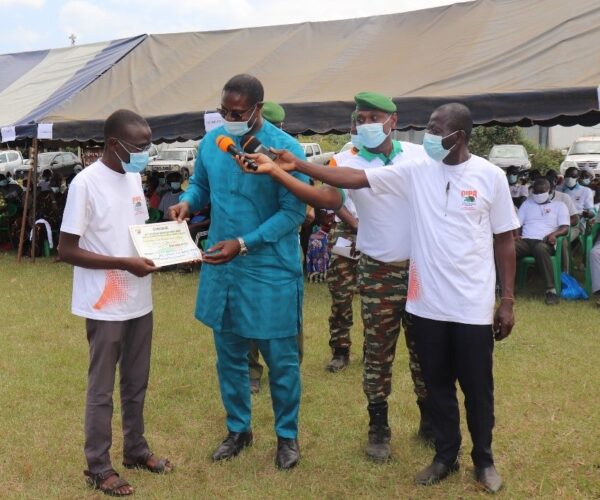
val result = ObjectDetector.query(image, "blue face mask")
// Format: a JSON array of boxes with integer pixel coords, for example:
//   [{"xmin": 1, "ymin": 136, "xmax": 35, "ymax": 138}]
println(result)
[
  {"xmin": 423, "ymin": 131, "xmax": 458, "ymax": 162},
  {"xmin": 581, "ymin": 178, "xmax": 591, "ymax": 186},
  {"xmin": 356, "ymin": 116, "xmax": 392, "ymax": 149},
  {"xmin": 223, "ymin": 105, "xmax": 258, "ymax": 137},
  {"xmin": 507, "ymin": 174, "xmax": 518, "ymax": 184},
  {"xmin": 350, "ymin": 133, "xmax": 363, "ymax": 149},
  {"xmin": 0, "ymin": 180, "xmax": 7, "ymax": 187},
  {"xmin": 170, "ymin": 181, "xmax": 181, "ymax": 191},
  {"xmin": 115, "ymin": 140, "xmax": 149, "ymax": 173}
]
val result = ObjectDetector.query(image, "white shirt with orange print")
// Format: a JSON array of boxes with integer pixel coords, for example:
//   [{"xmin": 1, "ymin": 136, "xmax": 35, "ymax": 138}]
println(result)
[
  {"xmin": 366, "ymin": 154, "xmax": 519, "ymax": 325},
  {"xmin": 61, "ymin": 160, "xmax": 152, "ymax": 321}
]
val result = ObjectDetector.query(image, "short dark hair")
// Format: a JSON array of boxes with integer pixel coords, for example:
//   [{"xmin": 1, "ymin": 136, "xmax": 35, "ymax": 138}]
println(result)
[
  {"xmin": 533, "ymin": 177, "xmax": 550, "ymax": 191},
  {"xmin": 166, "ymin": 171, "xmax": 182, "ymax": 181},
  {"xmin": 565, "ymin": 166, "xmax": 579, "ymax": 177},
  {"xmin": 222, "ymin": 74, "xmax": 264, "ymax": 106},
  {"xmin": 104, "ymin": 109, "xmax": 149, "ymax": 140},
  {"xmin": 435, "ymin": 103, "xmax": 473, "ymax": 140}
]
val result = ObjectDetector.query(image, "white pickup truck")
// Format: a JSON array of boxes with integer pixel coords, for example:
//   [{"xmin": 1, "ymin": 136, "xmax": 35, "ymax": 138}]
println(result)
[
  {"xmin": 147, "ymin": 147, "xmax": 197, "ymax": 180},
  {"xmin": 300, "ymin": 143, "xmax": 334, "ymax": 165}
]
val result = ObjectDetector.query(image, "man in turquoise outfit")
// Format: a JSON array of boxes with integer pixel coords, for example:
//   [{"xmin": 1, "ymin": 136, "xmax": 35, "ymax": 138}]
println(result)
[{"xmin": 168, "ymin": 74, "xmax": 308, "ymax": 470}]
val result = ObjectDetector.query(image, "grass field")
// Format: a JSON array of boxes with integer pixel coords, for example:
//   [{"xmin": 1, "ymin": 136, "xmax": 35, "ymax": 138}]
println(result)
[{"xmin": 0, "ymin": 253, "xmax": 599, "ymax": 499}]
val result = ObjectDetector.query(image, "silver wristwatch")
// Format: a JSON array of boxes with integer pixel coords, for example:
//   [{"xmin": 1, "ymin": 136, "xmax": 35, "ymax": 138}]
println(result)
[{"xmin": 237, "ymin": 237, "xmax": 248, "ymax": 256}]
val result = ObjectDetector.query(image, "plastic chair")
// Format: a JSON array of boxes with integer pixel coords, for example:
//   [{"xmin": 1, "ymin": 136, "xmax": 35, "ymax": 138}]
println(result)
[
  {"xmin": 517, "ymin": 235, "xmax": 567, "ymax": 294},
  {"xmin": 584, "ymin": 223, "xmax": 600, "ymax": 295},
  {"xmin": 146, "ymin": 208, "xmax": 162, "ymax": 223}
]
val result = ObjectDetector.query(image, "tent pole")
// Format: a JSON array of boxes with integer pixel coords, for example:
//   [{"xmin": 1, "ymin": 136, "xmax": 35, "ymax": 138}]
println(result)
[
  {"xmin": 30, "ymin": 138, "xmax": 39, "ymax": 262},
  {"xmin": 16, "ymin": 139, "xmax": 37, "ymax": 263}
]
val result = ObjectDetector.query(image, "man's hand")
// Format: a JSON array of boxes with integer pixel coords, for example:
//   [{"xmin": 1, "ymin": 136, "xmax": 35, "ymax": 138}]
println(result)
[
  {"xmin": 234, "ymin": 153, "xmax": 276, "ymax": 174},
  {"xmin": 493, "ymin": 300, "xmax": 514, "ymax": 341},
  {"xmin": 202, "ymin": 239, "xmax": 241, "ymax": 264},
  {"xmin": 122, "ymin": 257, "xmax": 158, "ymax": 277},
  {"xmin": 544, "ymin": 233, "xmax": 557, "ymax": 245},
  {"xmin": 272, "ymin": 149, "xmax": 300, "ymax": 172},
  {"xmin": 168, "ymin": 201, "xmax": 190, "ymax": 222}
]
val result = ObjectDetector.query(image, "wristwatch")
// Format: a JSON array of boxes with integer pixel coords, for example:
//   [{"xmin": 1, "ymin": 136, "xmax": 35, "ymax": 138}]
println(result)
[{"xmin": 237, "ymin": 237, "xmax": 248, "ymax": 256}]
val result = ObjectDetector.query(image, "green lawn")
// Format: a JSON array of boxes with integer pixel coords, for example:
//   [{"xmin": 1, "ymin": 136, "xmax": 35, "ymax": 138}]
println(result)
[{"xmin": 0, "ymin": 254, "xmax": 599, "ymax": 499}]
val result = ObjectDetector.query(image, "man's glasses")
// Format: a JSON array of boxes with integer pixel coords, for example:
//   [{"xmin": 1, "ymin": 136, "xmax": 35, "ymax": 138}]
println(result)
[{"xmin": 216, "ymin": 104, "xmax": 257, "ymax": 121}]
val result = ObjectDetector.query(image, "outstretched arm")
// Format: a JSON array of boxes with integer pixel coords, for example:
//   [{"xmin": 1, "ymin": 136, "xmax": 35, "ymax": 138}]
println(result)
[{"xmin": 242, "ymin": 151, "xmax": 370, "ymax": 190}]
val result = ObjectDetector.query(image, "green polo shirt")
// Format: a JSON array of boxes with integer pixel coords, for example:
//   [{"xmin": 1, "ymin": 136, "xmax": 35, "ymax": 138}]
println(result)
[{"xmin": 358, "ymin": 140, "xmax": 403, "ymax": 166}]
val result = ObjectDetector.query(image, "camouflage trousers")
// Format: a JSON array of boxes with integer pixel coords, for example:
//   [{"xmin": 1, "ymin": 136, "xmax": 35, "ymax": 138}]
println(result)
[
  {"xmin": 326, "ymin": 224, "xmax": 358, "ymax": 351},
  {"xmin": 358, "ymin": 254, "xmax": 427, "ymax": 405}
]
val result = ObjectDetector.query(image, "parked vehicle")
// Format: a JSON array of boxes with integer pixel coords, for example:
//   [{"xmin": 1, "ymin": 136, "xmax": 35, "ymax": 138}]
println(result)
[
  {"xmin": 0, "ymin": 150, "xmax": 24, "ymax": 176},
  {"xmin": 560, "ymin": 136, "xmax": 600, "ymax": 176},
  {"xmin": 300, "ymin": 143, "xmax": 334, "ymax": 165},
  {"xmin": 146, "ymin": 147, "xmax": 197, "ymax": 179},
  {"xmin": 487, "ymin": 144, "xmax": 531, "ymax": 170},
  {"xmin": 14, "ymin": 151, "xmax": 82, "ymax": 179}
]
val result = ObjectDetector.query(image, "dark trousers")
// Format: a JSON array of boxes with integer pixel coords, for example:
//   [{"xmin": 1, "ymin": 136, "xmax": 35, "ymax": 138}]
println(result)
[
  {"xmin": 84, "ymin": 312, "xmax": 153, "ymax": 474},
  {"xmin": 409, "ymin": 313, "xmax": 495, "ymax": 468},
  {"xmin": 515, "ymin": 238, "xmax": 556, "ymax": 289}
]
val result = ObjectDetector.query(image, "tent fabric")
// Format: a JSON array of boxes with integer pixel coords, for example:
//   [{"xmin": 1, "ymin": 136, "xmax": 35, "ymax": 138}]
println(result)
[{"xmin": 1, "ymin": 0, "xmax": 600, "ymax": 141}]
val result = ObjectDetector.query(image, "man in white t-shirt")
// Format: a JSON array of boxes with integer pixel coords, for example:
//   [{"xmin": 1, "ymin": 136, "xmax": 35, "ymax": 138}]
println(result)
[
  {"xmin": 59, "ymin": 110, "xmax": 172, "ymax": 497},
  {"xmin": 516, "ymin": 177, "xmax": 570, "ymax": 305},
  {"xmin": 244, "ymin": 103, "xmax": 519, "ymax": 493}
]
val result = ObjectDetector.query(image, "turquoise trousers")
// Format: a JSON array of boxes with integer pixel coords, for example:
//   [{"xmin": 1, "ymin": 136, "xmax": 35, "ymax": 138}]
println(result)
[{"xmin": 213, "ymin": 330, "xmax": 301, "ymax": 439}]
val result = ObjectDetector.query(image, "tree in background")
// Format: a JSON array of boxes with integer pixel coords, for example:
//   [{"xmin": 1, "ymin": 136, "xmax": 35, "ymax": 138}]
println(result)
[{"xmin": 469, "ymin": 125, "xmax": 564, "ymax": 172}]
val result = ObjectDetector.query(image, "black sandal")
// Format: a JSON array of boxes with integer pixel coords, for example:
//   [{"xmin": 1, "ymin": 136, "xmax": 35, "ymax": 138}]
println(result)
[
  {"xmin": 123, "ymin": 452, "xmax": 174, "ymax": 474},
  {"xmin": 84, "ymin": 469, "xmax": 134, "ymax": 497}
]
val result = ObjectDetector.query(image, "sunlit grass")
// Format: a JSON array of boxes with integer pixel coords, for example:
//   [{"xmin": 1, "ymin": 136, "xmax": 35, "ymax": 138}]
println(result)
[{"xmin": 0, "ymin": 254, "xmax": 599, "ymax": 498}]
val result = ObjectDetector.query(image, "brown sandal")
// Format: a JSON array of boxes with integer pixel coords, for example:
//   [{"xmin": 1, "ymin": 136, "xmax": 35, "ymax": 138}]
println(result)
[
  {"xmin": 123, "ymin": 452, "xmax": 174, "ymax": 474},
  {"xmin": 84, "ymin": 469, "xmax": 134, "ymax": 497}
]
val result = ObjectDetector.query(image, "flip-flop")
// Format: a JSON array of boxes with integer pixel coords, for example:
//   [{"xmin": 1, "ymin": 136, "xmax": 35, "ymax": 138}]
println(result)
[{"xmin": 123, "ymin": 453, "xmax": 174, "ymax": 474}]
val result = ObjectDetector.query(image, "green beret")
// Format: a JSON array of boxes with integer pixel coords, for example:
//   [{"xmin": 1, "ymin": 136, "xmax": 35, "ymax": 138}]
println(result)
[
  {"xmin": 262, "ymin": 101, "xmax": 285, "ymax": 124},
  {"xmin": 354, "ymin": 92, "xmax": 396, "ymax": 113}
]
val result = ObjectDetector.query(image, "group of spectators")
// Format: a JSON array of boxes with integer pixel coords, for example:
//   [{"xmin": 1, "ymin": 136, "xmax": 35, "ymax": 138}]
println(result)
[
  {"xmin": 507, "ymin": 164, "xmax": 599, "ymax": 305},
  {"xmin": 0, "ymin": 167, "xmax": 74, "ymax": 255}
]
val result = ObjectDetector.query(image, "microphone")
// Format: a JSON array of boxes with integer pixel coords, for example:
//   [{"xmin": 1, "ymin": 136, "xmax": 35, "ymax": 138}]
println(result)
[
  {"xmin": 241, "ymin": 135, "xmax": 278, "ymax": 160},
  {"xmin": 216, "ymin": 135, "xmax": 257, "ymax": 171}
]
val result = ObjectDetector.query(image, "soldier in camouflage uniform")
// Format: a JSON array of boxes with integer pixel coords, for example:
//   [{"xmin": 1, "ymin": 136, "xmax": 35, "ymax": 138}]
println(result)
[
  {"xmin": 325, "ymin": 207, "xmax": 359, "ymax": 371},
  {"xmin": 323, "ymin": 95, "xmax": 433, "ymax": 461}
]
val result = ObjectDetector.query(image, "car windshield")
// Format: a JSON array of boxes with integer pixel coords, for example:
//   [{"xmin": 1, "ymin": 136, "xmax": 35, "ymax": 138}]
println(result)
[
  {"xmin": 490, "ymin": 146, "xmax": 526, "ymax": 159},
  {"xmin": 37, "ymin": 153, "xmax": 58, "ymax": 165},
  {"xmin": 158, "ymin": 151, "xmax": 187, "ymax": 161},
  {"xmin": 569, "ymin": 141, "xmax": 600, "ymax": 155}
]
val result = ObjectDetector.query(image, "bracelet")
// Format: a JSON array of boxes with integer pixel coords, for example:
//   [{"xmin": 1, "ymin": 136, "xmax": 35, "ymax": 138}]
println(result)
[{"xmin": 500, "ymin": 296, "xmax": 515, "ymax": 302}]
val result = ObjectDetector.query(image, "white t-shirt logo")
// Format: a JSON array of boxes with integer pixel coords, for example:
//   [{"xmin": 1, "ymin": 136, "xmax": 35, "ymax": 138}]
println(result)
[
  {"xmin": 133, "ymin": 195, "xmax": 145, "ymax": 216},
  {"xmin": 461, "ymin": 189, "xmax": 478, "ymax": 210}
]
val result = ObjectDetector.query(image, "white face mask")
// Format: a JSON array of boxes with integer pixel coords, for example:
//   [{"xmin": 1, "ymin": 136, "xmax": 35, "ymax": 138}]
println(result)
[
  {"xmin": 565, "ymin": 177, "xmax": 577, "ymax": 188},
  {"xmin": 533, "ymin": 192, "xmax": 549, "ymax": 204}
]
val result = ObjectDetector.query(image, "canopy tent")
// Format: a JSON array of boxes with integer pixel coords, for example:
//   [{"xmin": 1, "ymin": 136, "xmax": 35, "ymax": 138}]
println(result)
[{"xmin": 1, "ymin": 0, "xmax": 599, "ymax": 142}]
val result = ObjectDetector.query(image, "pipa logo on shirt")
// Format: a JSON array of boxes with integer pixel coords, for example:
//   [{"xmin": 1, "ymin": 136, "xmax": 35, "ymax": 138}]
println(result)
[
  {"xmin": 132, "ymin": 196, "xmax": 145, "ymax": 216},
  {"xmin": 460, "ymin": 189, "xmax": 478, "ymax": 210}
]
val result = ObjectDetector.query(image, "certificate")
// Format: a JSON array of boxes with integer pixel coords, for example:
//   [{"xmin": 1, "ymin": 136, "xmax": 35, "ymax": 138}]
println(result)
[
  {"xmin": 129, "ymin": 221, "xmax": 202, "ymax": 267},
  {"xmin": 331, "ymin": 236, "xmax": 360, "ymax": 260}
]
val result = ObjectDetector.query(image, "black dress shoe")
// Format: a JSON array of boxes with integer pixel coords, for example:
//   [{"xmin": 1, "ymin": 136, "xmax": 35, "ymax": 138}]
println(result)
[
  {"xmin": 475, "ymin": 465, "xmax": 503, "ymax": 493},
  {"xmin": 415, "ymin": 460, "xmax": 460, "ymax": 485},
  {"xmin": 275, "ymin": 437, "xmax": 300, "ymax": 470},
  {"xmin": 211, "ymin": 431, "xmax": 253, "ymax": 461}
]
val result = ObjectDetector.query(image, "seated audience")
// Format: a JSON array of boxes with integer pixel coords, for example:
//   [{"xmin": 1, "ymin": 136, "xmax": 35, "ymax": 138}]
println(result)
[
  {"xmin": 516, "ymin": 178, "xmax": 569, "ymax": 305},
  {"xmin": 588, "ymin": 212, "xmax": 600, "ymax": 307}
]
